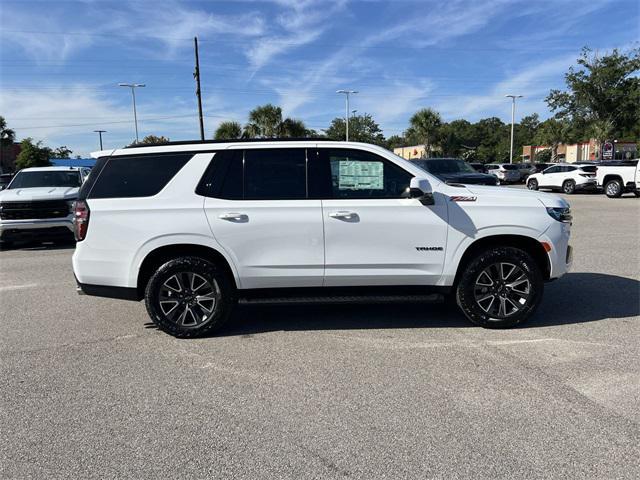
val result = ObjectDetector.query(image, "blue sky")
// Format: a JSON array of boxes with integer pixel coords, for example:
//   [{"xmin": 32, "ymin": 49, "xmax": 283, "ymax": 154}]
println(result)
[{"xmin": 0, "ymin": 0, "xmax": 638, "ymax": 156}]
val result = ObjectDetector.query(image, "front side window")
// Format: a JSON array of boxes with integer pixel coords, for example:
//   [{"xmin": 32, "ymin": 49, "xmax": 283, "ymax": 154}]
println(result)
[
  {"xmin": 9, "ymin": 170, "xmax": 81, "ymax": 189},
  {"xmin": 321, "ymin": 149, "xmax": 411, "ymax": 199}
]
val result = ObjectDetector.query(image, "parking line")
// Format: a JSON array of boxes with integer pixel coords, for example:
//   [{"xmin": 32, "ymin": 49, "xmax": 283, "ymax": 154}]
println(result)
[{"xmin": 0, "ymin": 283, "xmax": 40, "ymax": 292}]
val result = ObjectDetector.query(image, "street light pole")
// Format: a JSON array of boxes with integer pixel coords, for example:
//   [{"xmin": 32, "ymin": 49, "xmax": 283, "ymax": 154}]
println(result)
[
  {"xmin": 505, "ymin": 94, "xmax": 523, "ymax": 164},
  {"xmin": 119, "ymin": 83, "xmax": 146, "ymax": 143},
  {"xmin": 93, "ymin": 130, "xmax": 106, "ymax": 150},
  {"xmin": 336, "ymin": 90, "xmax": 358, "ymax": 141}
]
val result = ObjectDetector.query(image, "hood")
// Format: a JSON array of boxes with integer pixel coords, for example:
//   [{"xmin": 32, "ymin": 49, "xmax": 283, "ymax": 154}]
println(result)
[
  {"xmin": 438, "ymin": 172, "xmax": 497, "ymax": 185},
  {"xmin": 461, "ymin": 184, "xmax": 569, "ymax": 208},
  {"xmin": 0, "ymin": 186, "xmax": 79, "ymax": 202}
]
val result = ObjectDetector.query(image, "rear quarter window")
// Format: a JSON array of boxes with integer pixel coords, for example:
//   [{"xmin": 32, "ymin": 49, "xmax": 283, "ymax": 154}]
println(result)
[{"xmin": 87, "ymin": 153, "xmax": 193, "ymax": 199}]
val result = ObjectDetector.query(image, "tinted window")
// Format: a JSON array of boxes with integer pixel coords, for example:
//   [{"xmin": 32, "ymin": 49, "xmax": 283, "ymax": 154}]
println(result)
[
  {"xmin": 580, "ymin": 166, "xmax": 597, "ymax": 173},
  {"xmin": 244, "ymin": 149, "xmax": 306, "ymax": 200},
  {"xmin": 502, "ymin": 164, "xmax": 519, "ymax": 170},
  {"xmin": 320, "ymin": 148, "xmax": 411, "ymax": 199},
  {"xmin": 545, "ymin": 166, "xmax": 560, "ymax": 174},
  {"xmin": 413, "ymin": 159, "xmax": 476, "ymax": 174},
  {"xmin": 88, "ymin": 154, "xmax": 192, "ymax": 199},
  {"xmin": 9, "ymin": 170, "xmax": 81, "ymax": 189}
]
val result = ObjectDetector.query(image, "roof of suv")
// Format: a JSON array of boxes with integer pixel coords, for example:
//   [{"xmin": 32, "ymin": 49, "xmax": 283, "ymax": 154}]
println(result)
[
  {"xmin": 92, "ymin": 139, "xmax": 393, "ymax": 159},
  {"xmin": 19, "ymin": 166, "xmax": 85, "ymax": 172}
]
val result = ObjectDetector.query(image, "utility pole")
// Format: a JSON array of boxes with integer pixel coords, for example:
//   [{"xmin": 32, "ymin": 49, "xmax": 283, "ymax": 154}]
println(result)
[
  {"xmin": 194, "ymin": 37, "xmax": 205, "ymax": 141},
  {"xmin": 93, "ymin": 130, "xmax": 106, "ymax": 150},
  {"xmin": 505, "ymin": 94, "xmax": 523, "ymax": 163},
  {"xmin": 118, "ymin": 83, "xmax": 145, "ymax": 143},
  {"xmin": 336, "ymin": 90, "xmax": 358, "ymax": 141}
]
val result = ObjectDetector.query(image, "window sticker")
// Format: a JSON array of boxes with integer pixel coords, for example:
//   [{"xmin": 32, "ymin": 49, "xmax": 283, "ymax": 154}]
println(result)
[{"xmin": 337, "ymin": 160, "xmax": 383, "ymax": 190}]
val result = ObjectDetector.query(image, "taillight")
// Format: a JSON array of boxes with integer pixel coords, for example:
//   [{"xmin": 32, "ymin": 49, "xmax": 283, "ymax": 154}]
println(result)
[{"xmin": 74, "ymin": 200, "xmax": 90, "ymax": 241}]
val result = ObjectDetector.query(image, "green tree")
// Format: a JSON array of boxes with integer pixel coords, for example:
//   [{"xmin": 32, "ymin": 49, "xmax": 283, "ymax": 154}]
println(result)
[
  {"xmin": 385, "ymin": 135, "xmax": 406, "ymax": 150},
  {"xmin": 15, "ymin": 138, "xmax": 52, "ymax": 169},
  {"xmin": 139, "ymin": 135, "xmax": 170, "ymax": 145},
  {"xmin": 534, "ymin": 119, "xmax": 572, "ymax": 162},
  {"xmin": 406, "ymin": 108, "xmax": 442, "ymax": 158},
  {"xmin": 325, "ymin": 114, "xmax": 386, "ymax": 146},
  {"xmin": 0, "ymin": 116, "xmax": 16, "ymax": 172},
  {"xmin": 243, "ymin": 104, "xmax": 308, "ymax": 138},
  {"xmin": 214, "ymin": 121, "xmax": 243, "ymax": 140},
  {"xmin": 546, "ymin": 47, "xmax": 640, "ymax": 140},
  {"xmin": 52, "ymin": 146, "xmax": 72, "ymax": 158},
  {"xmin": 535, "ymin": 149, "xmax": 552, "ymax": 163}
]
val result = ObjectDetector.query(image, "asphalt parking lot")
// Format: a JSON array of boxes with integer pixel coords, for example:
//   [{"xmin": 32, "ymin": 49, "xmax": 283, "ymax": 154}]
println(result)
[{"xmin": 1, "ymin": 190, "xmax": 639, "ymax": 479}]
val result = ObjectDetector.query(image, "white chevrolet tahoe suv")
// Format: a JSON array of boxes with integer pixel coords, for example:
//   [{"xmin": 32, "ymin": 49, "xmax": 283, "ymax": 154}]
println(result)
[
  {"xmin": 73, "ymin": 140, "xmax": 573, "ymax": 338},
  {"xmin": 0, "ymin": 166, "xmax": 89, "ymax": 246}
]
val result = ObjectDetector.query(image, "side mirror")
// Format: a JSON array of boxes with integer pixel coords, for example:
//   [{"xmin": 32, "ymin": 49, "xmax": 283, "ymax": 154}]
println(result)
[{"xmin": 409, "ymin": 177, "xmax": 434, "ymax": 205}]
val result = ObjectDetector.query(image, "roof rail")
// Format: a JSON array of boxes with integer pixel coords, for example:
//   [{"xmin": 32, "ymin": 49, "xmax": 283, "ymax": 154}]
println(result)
[{"xmin": 123, "ymin": 137, "xmax": 331, "ymax": 149}]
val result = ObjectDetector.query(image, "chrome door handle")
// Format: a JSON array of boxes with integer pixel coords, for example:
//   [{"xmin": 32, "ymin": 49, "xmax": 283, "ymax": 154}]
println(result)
[
  {"xmin": 329, "ymin": 211, "xmax": 356, "ymax": 219},
  {"xmin": 219, "ymin": 212, "xmax": 247, "ymax": 221}
]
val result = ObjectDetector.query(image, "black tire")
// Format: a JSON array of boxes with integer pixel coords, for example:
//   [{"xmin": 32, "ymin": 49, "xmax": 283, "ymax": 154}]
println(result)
[
  {"xmin": 144, "ymin": 256, "xmax": 235, "ymax": 338},
  {"xmin": 634, "ymin": 191, "xmax": 640, "ymax": 198},
  {"xmin": 0, "ymin": 240, "xmax": 14, "ymax": 250},
  {"xmin": 456, "ymin": 247, "xmax": 543, "ymax": 329},
  {"xmin": 527, "ymin": 179, "xmax": 538, "ymax": 190},
  {"xmin": 605, "ymin": 179, "xmax": 623, "ymax": 198},
  {"xmin": 562, "ymin": 179, "xmax": 576, "ymax": 194}
]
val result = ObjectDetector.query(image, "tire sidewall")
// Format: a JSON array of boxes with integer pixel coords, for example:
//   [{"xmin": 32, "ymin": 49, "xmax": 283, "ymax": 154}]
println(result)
[
  {"xmin": 563, "ymin": 180, "xmax": 575, "ymax": 194},
  {"xmin": 605, "ymin": 180, "xmax": 622, "ymax": 198},
  {"xmin": 527, "ymin": 179, "xmax": 538, "ymax": 190},
  {"xmin": 456, "ymin": 247, "xmax": 544, "ymax": 328},
  {"xmin": 145, "ymin": 256, "xmax": 234, "ymax": 338}
]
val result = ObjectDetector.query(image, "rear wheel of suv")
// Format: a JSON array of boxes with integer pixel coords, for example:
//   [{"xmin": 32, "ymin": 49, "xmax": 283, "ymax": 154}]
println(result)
[
  {"xmin": 456, "ymin": 247, "xmax": 543, "ymax": 329},
  {"xmin": 562, "ymin": 179, "xmax": 576, "ymax": 194},
  {"xmin": 527, "ymin": 178, "xmax": 538, "ymax": 190},
  {"xmin": 605, "ymin": 179, "xmax": 623, "ymax": 198},
  {"xmin": 144, "ymin": 256, "xmax": 234, "ymax": 338}
]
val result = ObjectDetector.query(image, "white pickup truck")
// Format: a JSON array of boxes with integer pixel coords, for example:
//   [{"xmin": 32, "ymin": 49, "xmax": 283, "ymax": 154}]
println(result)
[
  {"xmin": 0, "ymin": 166, "xmax": 90, "ymax": 246},
  {"xmin": 596, "ymin": 160, "xmax": 640, "ymax": 198}
]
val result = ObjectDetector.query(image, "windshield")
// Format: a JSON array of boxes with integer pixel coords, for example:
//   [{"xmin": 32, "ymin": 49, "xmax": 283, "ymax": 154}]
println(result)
[
  {"xmin": 413, "ymin": 159, "xmax": 477, "ymax": 175},
  {"xmin": 8, "ymin": 171, "xmax": 81, "ymax": 189}
]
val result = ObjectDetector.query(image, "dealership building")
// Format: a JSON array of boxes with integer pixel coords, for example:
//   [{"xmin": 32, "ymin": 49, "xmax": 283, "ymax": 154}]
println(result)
[{"xmin": 522, "ymin": 139, "xmax": 637, "ymax": 163}]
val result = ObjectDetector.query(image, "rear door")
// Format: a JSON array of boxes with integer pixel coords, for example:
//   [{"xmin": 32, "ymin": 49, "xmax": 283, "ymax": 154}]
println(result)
[
  {"xmin": 313, "ymin": 147, "xmax": 449, "ymax": 286},
  {"xmin": 202, "ymin": 147, "xmax": 324, "ymax": 289}
]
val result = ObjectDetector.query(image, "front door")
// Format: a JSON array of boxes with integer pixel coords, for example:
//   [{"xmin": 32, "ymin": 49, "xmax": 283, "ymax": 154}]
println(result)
[
  {"xmin": 314, "ymin": 148, "xmax": 449, "ymax": 287},
  {"xmin": 203, "ymin": 148, "xmax": 324, "ymax": 289}
]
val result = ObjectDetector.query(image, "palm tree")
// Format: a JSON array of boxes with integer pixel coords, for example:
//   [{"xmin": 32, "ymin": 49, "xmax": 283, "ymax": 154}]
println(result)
[
  {"xmin": 242, "ymin": 104, "xmax": 309, "ymax": 139},
  {"xmin": 214, "ymin": 121, "xmax": 242, "ymax": 140},
  {"xmin": 589, "ymin": 119, "xmax": 615, "ymax": 160},
  {"xmin": 0, "ymin": 116, "xmax": 16, "ymax": 172},
  {"xmin": 535, "ymin": 119, "xmax": 571, "ymax": 162},
  {"xmin": 408, "ymin": 108, "xmax": 442, "ymax": 158},
  {"xmin": 279, "ymin": 118, "xmax": 307, "ymax": 138},
  {"xmin": 245, "ymin": 104, "xmax": 284, "ymax": 138}
]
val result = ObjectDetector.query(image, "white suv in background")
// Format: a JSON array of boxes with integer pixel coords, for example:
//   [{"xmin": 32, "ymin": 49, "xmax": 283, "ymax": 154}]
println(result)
[
  {"xmin": 73, "ymin": 140, "xmax": 573, "ymax": 338},
  {"xmin": 526, "ymin": 164, "xmax": 598, "ymax": 194},
  {"xmin": 485, "ymin": 163, "xmax": 521, "ymax": 183}
]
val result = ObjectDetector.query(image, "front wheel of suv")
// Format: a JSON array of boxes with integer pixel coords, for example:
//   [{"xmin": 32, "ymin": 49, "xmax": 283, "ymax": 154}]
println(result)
[
  {"xmin": 145, "ymin": 256, "xmax": 235, "ymax": 338},
  {"xmin": 456, "ymin": 247, "xmax": 543, "ymax": 329}
]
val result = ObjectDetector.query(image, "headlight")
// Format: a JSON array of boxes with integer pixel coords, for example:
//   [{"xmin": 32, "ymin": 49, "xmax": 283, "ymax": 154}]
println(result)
[{"xmin": 546, "ymin": 207, "xmax": 572, "ymax": 223}]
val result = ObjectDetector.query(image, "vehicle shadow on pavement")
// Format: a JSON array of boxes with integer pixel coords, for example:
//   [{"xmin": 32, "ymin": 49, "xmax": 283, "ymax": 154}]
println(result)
[
  {"xmin": 218, "ymin": 272, "xmax": 639, "ymax": 336},
  {"xmin": 526, "ymin": 272, "xmax": 640, "ymax": 327},
  {"xmin": 0, "ymin": 240, "xmax": 75, "ymax": 251}
]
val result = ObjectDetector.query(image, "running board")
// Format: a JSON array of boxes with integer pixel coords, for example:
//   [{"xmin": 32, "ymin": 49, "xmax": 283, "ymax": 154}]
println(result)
[{"xmin": 238, "ymin": 293, "xmax": 444, "ymax": 305}]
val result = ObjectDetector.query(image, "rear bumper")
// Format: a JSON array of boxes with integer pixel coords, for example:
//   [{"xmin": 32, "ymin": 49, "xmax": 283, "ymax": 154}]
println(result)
[{"xmin": 75, "ymin": 280, "xmax": 140, "ymax": 301}]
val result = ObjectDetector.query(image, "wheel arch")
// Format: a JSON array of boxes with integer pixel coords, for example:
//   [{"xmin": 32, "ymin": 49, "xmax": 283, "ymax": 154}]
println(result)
[
  {"xmin": 453, "ymin": 234, "xmax": 551, "ymax": 286},
  {"xmin": 136, "ymin": 243, "xmax": 238, "ymax": 299},
  {"xmin": 602, "ymin": 174, "xmax": 623, "ymax": 186}
]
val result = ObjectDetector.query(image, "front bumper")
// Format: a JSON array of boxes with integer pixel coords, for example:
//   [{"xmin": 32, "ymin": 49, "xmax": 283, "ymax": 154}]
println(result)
[
  {"xmin": 0, "ymin": 217, "xmax": 74, "ymax": 242},
  {"xmin": 538, "ymin": 220, "xmax": 572, "ymax": 279}
]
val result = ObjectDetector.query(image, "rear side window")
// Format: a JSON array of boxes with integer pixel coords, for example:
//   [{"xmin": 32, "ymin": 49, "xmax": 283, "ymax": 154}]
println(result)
[
  {"xmin": 88, "ymin": 154, "xmax": 192, "ymax": 199},
  {"xmin": 244, "ymin": 149, "xmax": 306, "ymax": 200}
]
